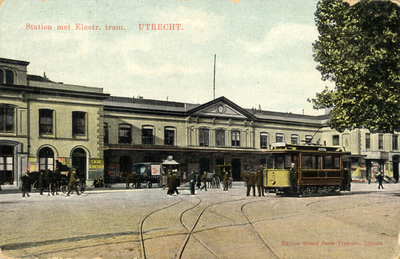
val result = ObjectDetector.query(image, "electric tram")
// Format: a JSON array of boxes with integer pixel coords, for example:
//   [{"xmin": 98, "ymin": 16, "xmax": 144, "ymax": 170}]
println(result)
[{"xmin": 263, "ymin": 143, "xmax": 351, "ymax": 195}]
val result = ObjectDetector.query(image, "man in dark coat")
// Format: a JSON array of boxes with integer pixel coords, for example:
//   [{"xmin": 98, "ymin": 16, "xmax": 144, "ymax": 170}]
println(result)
[
  {"xmin": 200, "ymin": 171, "xmax": 207, "ymax": 191},
  {"xmin": 377, "ymin": 171, "xmax": 384, "ymax": 189},
  {"xmin": 22, "ymin": 171, "xmax": 31, "ymax": 197},
  {"xmin": 247, "ymin": 171, "xmax": 256, "ymax": 196},
  {"xmin": 289, "ymin": 163, "xmax": 297, "ymax": 193},
  {"xmin": 67, "ymin": 169, "xmax": 80, "ymax": 196},
  {"xmin": 167, "ymin": 172, "xmax": 179, "ymax": 195},
  {"xmin": 189, "ymin": 170, "xmax": 195, "ymax": 195},
  {"xmin": 255, "ymin": 169, "xmax": 264, "ymax": 196}
]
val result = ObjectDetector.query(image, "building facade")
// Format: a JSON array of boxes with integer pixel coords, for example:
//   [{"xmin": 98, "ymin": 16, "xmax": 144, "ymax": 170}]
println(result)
[
  {"xmin": 0, "ymin": 57, "xmax": 398, "ymax": 186},
  {"xmin": 0, "ymin": 58, "xmax": 109, "ymax": 186}
]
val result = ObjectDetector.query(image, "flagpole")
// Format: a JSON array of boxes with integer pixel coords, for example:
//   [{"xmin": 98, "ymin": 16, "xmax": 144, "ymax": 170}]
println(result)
[{"xmin": 213, "ymin": 54, "xmax": 216, "ymax": 100}]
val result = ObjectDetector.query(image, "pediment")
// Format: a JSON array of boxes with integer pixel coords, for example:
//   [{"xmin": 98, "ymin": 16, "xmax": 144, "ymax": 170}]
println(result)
[{"xmin": 188, "ymin": 97, "xmax": 256, "ymax": 119}]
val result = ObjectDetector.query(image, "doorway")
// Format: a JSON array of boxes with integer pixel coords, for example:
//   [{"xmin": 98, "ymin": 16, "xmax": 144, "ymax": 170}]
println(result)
[
  {"xmin": 231, "ymin": 158, "xmax": 241, "ymax": 181},
  {"xmin": 72, "ymin": 148, "xmax": 87, "ymax": 180}
]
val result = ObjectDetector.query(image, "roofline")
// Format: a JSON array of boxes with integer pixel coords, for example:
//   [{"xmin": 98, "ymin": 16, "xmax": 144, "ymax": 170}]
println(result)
[{"xmin": 0, "ymin": 57, "xmax": 30, "ymax": 66}]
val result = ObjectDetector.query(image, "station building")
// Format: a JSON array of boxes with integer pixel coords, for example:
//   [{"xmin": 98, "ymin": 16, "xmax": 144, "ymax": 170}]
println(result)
[{"xmin": 0, "ymin": 57, "xmax": 399, "ymax": 186}]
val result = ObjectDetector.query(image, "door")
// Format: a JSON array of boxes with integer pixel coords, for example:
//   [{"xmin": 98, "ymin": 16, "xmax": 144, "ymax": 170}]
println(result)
[
  {"xmin": 231, "ymin": 158, "xmax": 241, "ymax": 181},
  {"xmin": 72, "ymin": 148, "xmax": 87, "ymax": 180}
]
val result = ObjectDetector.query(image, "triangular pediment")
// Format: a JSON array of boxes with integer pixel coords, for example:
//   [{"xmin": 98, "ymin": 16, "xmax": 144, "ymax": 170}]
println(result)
[{"xmin": 187, "ymin": 96, "xmax": 256, "ymax": 119}]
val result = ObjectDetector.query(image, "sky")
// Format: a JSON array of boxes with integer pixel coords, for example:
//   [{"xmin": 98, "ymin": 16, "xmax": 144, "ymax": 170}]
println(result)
[{"xmin": 0, "ymin": 0, "xmax": 337, "ymax": 115}]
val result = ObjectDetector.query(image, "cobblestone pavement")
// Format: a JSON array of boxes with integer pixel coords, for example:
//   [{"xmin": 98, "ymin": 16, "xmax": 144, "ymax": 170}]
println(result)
[{"xmin": 0, "ymin": 182, "xmax": 399, "ymax": 259}]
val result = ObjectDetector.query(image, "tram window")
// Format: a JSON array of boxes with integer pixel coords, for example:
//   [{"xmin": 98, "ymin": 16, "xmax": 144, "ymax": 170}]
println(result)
[
  {"xmin": 276, "ymin": 155, "xmax": 284, "ymax": 169},
  {"xmin": 284, "ymin": 155, "xmax": 292, "ymax": 168},
  {"xmin": 266, "ymin": 154, "xmax": 274, "ymax": 169},
  {"xmin": 324, "ymin": 156, "xmax": 332, "ymax": 169},
  {"xmin": 302, "ymin": 156, "xmax": 318, "ymax": 169},
  {"xmin": 333, "ymin": 156, "xmax": 340, "ymax": 169}
]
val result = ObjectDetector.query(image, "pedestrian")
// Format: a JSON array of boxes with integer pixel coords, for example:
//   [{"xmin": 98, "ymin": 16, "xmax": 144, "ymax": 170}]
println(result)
[
  {"xmin": 223, "ymin": 172, "xmax": 229, "ymax": 191},
  {"xmin": 377, "ymin": 171, "xmax": 384, "ymax": 189},
  {"xmin": 93, "ymin": 178, "xmax": 99, "ymax": 188},
  {"xmin": 200, "ymin": 171, "xmax": 208, "ymax": 191},
  {"xmin": 246, "ymin": 170, "xmax": 256, "ymax": 197},
  {"xmin": 255, "ymin": 169, "xmax": 264, "ymax": 196},
  {"xmin": 22, "ymin": 171, "xmax": 31, "ymax": 197},
  {"xmin": 196, "ymin": 173, "xmax": 201, "ymax": 189},
  {"xmin": 67, "ymin": 169, "xmax": 80, "ymax": 196},
  {"xmin": 167, "ymin": 172, "xmax": 179, "ymax": 195},
  {"xmin": 98, "ymin": 177, "xmax": 104, "ymax": 187},
  {"xmin": 189, "ymin": 170, "xmax": 195, "ymax": 195},
  {"xmin": 0, "ymin": 168, "xmax": 4, "ymax": 191},
  {"xmin": 289, "ymin": 163, "xmax": 297, "ymax": 193},
  {"xmin": 49, "ymin": 171, "xmax": 57, "ymax": 195},
  {"xmin": 39, "ymin": 170, "xmax": 44, "ymax": 195}
]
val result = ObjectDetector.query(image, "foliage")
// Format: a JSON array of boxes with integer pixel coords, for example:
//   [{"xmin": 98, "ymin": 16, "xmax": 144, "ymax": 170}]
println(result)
[{"xmin": 311, "ymin": 0, "xmax": 400, "ymax": 133}]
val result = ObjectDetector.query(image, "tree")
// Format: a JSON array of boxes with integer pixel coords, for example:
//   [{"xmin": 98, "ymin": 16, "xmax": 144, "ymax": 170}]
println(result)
[{"xmin": 311, "ymin": 0, "xmax": 400, "ymax": 133}]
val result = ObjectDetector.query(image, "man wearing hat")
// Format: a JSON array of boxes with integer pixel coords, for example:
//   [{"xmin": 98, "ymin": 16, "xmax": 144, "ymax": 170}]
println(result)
[
  {"xmin": 67, "ymin": 168, "xmax": 80, "ymax": 196},
  {"xmin": 247, "ymin": 170, "xmax": 256, "ymax": 196},
  {"xmin": 21, "ymin": 171, "xmax": 31, "ymax": 197},
  {"xmin": 289, "ymin": 163, "xmax": 297, "ymax": 193},
  {"xmin": 223, "ymin": 172, "xmax": 229, "ymax": 191},
  {"xmin": 189, "ymin": 170, "xmax": 195, "ymax": 195},
  {"xmin": 255, "ymin": 168, "xmax": 264, "ymax": 196},
  {"xmin": 167, "ymin": 170, "xmax": 179, "ymax": 195}
]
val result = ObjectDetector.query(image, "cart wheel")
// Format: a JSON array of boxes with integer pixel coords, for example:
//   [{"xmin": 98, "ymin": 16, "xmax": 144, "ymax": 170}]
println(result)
[{"xmin": 148, "ymin": 182, "xmax": 152, "ymax": 189}]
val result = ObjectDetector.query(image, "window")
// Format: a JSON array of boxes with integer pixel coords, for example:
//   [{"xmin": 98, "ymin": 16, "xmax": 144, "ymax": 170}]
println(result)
[
  {"xmin": 5, "ymin": 70, "xmax": 14, "ymax": 85},
  {"xmin": 260, "ymin": 133, "xmax": 268, "ymax": 149},
  {"xmin": 142, "ymin": 127, "xmax": 154, "ymax": 145},
  {"xmin": 366, "ymin": 133, "xmax": 371, "ymax": 149},
  {"xmin": 119, "ymin": 125, "xmax": 131, "ymax": 144},
  {"xmin": 305, "ymin": 135, "xmax": 313, "ymax": 144},
  {"xmin": 393, "ymin": 135, "xmax": 398, "ymax": 151},
  {"xmin": 231, "ymin": 130, "xmax": 240, "ymax": 147},
  {"xmin": 0, "ymin": 105, "xmax": 14, "ymax": 132},
  {"xmin": 332, "ymin": 135, "xmax": 340, "ymax": 146},
  {"xmin": 216, "ymin": 129, "xmax": 225, "ymax": 147},
  {"xmin": 276, "ymin": 133, "xmax": 284, "ymax": 143},
  {"xmin": 72, "ymin": 111, "xmax": 86, "ymax": 136},
  {"xmin": 39, "ymin": 109, "xmax": 53, "ymax": 135},
  {"xmin": 39, "ymin": 147, "xmax": 54, "ymax": 171},
  {"xmin": 164, "ymin": 127, "xmax": 175, "ymax": 146},
  {"xmin": 199, "ymin": 128, "xmax": 209, "ymax": 147},
  {"xmin": 291, "ymin": 134, "xmax": 299, "ymax": 144},
  {"xmin": 0, "ymin": 70, "xmax": 4, "ymax": 85},
  {"xmin": 379, "ymin": 134, "xmax": 383, "ymax": 149},
  {"xmin": 104, "ymin": 123, "xmax": 109, "ymax": 145}
]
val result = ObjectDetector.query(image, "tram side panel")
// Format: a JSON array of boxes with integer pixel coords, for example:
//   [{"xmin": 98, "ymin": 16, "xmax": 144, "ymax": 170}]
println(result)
[{"xmin": 264, "ymin": 169, "xmax": 291, "ymax": 192}]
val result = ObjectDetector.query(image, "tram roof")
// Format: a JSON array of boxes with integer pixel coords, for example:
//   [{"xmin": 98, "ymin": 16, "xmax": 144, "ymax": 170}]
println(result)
[{"xmin": 267, "ymin": 143, "xmax": 348, "ymax": 153}]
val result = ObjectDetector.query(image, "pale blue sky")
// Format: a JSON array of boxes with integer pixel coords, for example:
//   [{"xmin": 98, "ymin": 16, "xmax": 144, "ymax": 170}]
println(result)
[{"xmin": 0, "ymin": 0, "xmax": 334, "ymax": 115}]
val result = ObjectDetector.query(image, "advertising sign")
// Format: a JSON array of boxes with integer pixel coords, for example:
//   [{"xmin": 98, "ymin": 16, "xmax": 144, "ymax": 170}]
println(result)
[{"xmin": 151, "ymin": 165, "xmax": 160, "ymax": 176}]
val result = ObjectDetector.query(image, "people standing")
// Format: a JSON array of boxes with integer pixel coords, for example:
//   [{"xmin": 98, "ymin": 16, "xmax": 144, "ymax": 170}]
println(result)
[
  {"xmin": 223, "ymin": 172, "xmax": 229, "ymax": 191},
  {"xmin": 377, "ymin": 171, "xmax": 384, "ymax": 189},
  {"xmin": 167, "ymin": 172, "xmax": 179, "ymax": 195},
  {"xmin": 22, "ymin": 171, "xmax": 31, "ymax": 197},
  {"xmin": 247, "ymin": 170, "xmax": 256, "ymax": 196},
  {"xmin": 0, "ymin": 169, "xmax": 4, "ymax": 191},
  {"xmin": 200, "ymin": 171, "xmax": 208, "ymax": 191},
  {"xmin": 196, "ymin": 173, "xmax": 201, "ymax": 189},
  {"xmin": 67, "ymin": 169, "xmax": 80, "ymax": 196},
  {"xmin": 255, "ymin": 169, "xmax": 264, "ymax": 196},
  {"xmin": 189, "ymin": 170, "xmax": 195, "ymax": 195},
  {"xmin": 289, "ymin": 163, "xmax": 297, "ymax": 193}
]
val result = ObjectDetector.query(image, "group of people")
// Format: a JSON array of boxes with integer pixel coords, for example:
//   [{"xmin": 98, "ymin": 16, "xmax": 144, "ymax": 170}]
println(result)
[
  {"xmin": 168, "ymin": 170, "xmax": 232, "ymax": 196},
  {"xmin": 20, "ymin": 168, "xmax": 82, "ymax": 197},
  {"xmin": 245, "ymin": 168, "xmax": 265, "ymax": 197}
]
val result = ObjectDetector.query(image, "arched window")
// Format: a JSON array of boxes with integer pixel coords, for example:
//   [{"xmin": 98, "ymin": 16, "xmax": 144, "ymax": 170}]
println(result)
[
  {"xmin": 5, "ymin": 70, "xmax": 14, "ymax": 85},
  {"xmin": 72, "ymin": 148, "xmax": 86, "ymax": 179},
  {"xmin": 39, "ymin": 147, "xmax": 54, "ymax": 171}
]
